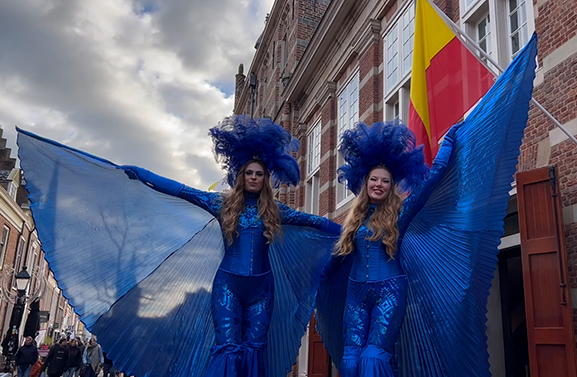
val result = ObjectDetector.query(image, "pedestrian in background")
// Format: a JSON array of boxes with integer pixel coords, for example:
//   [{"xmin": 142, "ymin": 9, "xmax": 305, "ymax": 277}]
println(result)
[
  {"xmin": 64, "ymin": 338, "xmax": 83, "ymax": 377},
  {"xmin": 101, "ymin": 352, "xmax": 114, "ymax": 377},
  {"xmin": 42, "ymin": 338, "xmax": 69, "ymax": 377},
  {"xmin": 82, "ymin": 338, "xmax": 103, "ymax": 377},
  {"xmin": 15, "ymin": 336, "xmax": 39, "ymax": 377}
]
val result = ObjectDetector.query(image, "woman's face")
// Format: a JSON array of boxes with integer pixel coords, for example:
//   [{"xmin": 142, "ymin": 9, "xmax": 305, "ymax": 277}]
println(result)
[
  {"xmin": 243, "ymin": 162, "xmax": 265, "ymax": 193},
  {"xmin": 366, "ymin": 167, "xmax": 392, "ymax": 204}
]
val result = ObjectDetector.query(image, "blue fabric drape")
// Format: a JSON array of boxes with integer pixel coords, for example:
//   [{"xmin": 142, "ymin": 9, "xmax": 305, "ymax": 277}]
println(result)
[{"xmin": 17, "ymin": 130, "xmax": 338, "ymax": 377}]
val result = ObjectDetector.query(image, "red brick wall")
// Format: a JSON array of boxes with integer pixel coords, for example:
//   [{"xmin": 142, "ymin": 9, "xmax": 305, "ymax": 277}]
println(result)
[
  {"xmin": 358, "ymin": 41, "xmax": 384, "ymax": 124},
  {"xmin": 319, "ymin": 97, "xmax": 338, "ymax": 216},
  {"xmin": 535, "ymin": 0, "xmax": 577, "ymax": 59},
  {"xmin": 248, "ymin": 0, "xmax": 330, "ymax": 122}
]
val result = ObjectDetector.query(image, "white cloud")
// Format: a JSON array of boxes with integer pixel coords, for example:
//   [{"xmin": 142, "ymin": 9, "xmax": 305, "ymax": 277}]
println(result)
[{"xmin": 0, "ymin": 0, "xmax": 275, "ymax": 188}]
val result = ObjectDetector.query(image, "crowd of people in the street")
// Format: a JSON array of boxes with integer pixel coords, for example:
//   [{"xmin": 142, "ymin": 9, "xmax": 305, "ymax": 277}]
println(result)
[{"xmin": 13, "ymin": 336, "xmax": 120, "ymax": 377}]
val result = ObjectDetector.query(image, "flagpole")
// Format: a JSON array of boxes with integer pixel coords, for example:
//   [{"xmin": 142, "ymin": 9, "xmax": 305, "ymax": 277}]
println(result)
[{"xmin": 426, "ymin": 0, "xmax": 577, "ymax": 147}]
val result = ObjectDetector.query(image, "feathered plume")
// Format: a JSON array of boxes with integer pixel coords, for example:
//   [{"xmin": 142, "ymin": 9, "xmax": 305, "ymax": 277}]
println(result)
[
  {"xmin": 338, "ymin": 120, "xmax": 429, "ymax": 195},
  {"xmin": 210, "ymin": 115, "xmax": 300, "ymax": 187}
]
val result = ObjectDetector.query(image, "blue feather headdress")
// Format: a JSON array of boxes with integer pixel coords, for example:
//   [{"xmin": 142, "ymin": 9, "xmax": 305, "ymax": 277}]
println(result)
[
  {"xmin": 338, "ymin": 120, "xmax": 429, "ymax": 195},
  {"xmin": 210, "ymin": 115, "xmax": 300, "ymax": 187}
]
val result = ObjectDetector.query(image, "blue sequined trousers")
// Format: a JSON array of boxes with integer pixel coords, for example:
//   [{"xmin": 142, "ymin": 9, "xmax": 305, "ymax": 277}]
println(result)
[
  {"xmin": 203, "ymin": 269, "xmax": 274, "ymax": 377},
  {"xmin": 341, "ymin": 276, "xmax": 408, "ymax": 377}
]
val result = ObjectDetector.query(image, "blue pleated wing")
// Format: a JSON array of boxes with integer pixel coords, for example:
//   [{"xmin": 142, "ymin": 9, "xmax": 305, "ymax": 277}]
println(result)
[
  {"xmin": 397, "ymin": 34, "xmax": 538, "ymax": 376},
  {"xmin": 268, "ymin": 226, "xmax": 339, "ymax": 376},
  {"xmin": 315, "ymin": 254, "xmax": 352, "ymax": 370},
  {"xmin": 17, "ymin": 130, "xmax": 223, "ymax": 377},
  {"xmin": 17, "ymin": 128, "xmax": 339, "ymax": 377}
]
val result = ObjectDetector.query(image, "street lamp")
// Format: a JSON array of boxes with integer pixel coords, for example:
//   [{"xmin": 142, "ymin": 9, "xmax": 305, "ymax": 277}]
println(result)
[{"xmin": 15, "ymin": 267, "xmax": 31, "ymax": 292}]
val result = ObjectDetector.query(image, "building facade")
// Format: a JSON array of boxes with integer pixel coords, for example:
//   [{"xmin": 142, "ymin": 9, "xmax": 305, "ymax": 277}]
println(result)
[
  {"xmin": 235, "ymin": 0, "xmax": 577, "ymax": 375},
  {"xmin": 0, "ymin": 127, "xmax": 79, "ymax": 358}
]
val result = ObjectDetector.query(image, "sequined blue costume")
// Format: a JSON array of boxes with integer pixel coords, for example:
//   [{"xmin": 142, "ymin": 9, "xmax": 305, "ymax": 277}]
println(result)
[
  {"xmin": 338, "ymin": 151, "xmax": 450, "ymax": 377},
  {"xmin": 175, "ymin": 186, "xmax": 333, "ymax": 376},
  {"xmin": 316, "ymin": 35, "xmax": 538, "ymax": 377}
]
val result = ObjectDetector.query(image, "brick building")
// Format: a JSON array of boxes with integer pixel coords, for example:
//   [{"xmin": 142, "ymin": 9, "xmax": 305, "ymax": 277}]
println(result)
[
  {"xmin": 235, "ymin": 0, "xmax": 577, "ymax": 375},
  {"xmin": 0, "ymin": 127, "xmax": 79, "ymax": 357}
]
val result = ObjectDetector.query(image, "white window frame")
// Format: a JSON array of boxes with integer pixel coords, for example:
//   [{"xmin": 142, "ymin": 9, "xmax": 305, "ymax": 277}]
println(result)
[
  {"xmin": 461, "ymin": 0, "xmax": 534, "ymax": 68},
  {"xmin": 337, "ymin": 71, "xmax": 359, "ymax": 139},
  {"xmin": 476, "ymin": 13, "xmax": 492, "ymax": 56},
  {"xmin": 462, "ymin": 0, "xmax": 483, "ymax": 13},
  {"xmin": 27, "ymin": 243, "xmax": 39, "ymax": 289},
  {"xmin": 385, "ymin": 23, "xmax": 400, "ymax": 92},
  {"xmin": 336, "ymin": 70, "xmax": 360, "ymax": 207},
  {"xmin": 507, "ymin": 0, "xmax": 528, "ymax": 60},
  {"xmin": 384, "ymin": 1, "xmax": 413, "ymax": 124},
  {"xmin": 307, "ymin": 120, "xmax": 322, "ymax": 176},
  {"xmin": 27, "ymin": 243, "xmax": 38, "ymax": 270},
  {"xmin": 401, "ymin": 4, "xmax": 416, "ymax": 78},
  {"xmin": 384, "ymin": 1, "xmax": 415, "ymax": 96},
  {"xmin": 305, "ymin": 173, "xmax": 320, "ymax": 215},
  {"xmin": 7, "ymin": 181, "xmax": 17, "ymax": 200},
  {"xmin": 0, "ymin": 226, "xmax": 9, "ymax": 269},
  {"xmin": 385, "ymin": 84, "xmax": 411, "ymax": 123}
]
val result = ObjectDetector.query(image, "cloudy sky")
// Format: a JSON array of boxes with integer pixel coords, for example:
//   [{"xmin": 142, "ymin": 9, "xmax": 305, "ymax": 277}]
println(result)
[{"xmin": 0, "ymin": 0, "xmax": 275, "ymax": 189}]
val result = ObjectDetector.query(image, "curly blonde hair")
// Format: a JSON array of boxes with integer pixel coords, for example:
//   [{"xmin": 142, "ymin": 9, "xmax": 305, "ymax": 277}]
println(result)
[
  {"xmin": 220, "ymin": 160, "xmax": 282, "ymax": 245},
  {"xmin": 335, "ymin": 168, "xmax": 403, "ymax": 258}
]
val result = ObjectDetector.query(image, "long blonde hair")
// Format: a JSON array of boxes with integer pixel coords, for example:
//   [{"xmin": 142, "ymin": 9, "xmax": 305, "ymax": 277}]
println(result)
[
  {"xmin": 220, "ymin": 160, "xmax": 282, "ymax": 245},
  {"xmin": 335, "ymin": 168, "xmax": 403, "ymax": 258}
]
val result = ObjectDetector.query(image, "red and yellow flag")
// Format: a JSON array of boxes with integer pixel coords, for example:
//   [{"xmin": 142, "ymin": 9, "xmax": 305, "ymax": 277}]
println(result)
[{"xmin": 409, "ymin": 0, "xmax": 494, "ymax": 164}]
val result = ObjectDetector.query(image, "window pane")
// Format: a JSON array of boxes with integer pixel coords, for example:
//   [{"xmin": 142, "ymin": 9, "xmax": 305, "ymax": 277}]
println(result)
[
  {"xmin": 338, "ymin": 93, "xmax": 347, "ymax": 136},
  {"xmin": 477, "ymin": 15, "xmax": 491, "ymax": 55},
  {"xmin": 479, "ymin": 39, "xmax": 487, "ymax": 52},
  {"xmin": 401, "ymin": 5, "xmax": 415, "ymax": 76},
  {"xmin": 386, "ymin": 24, "xmax": 399, "ymax": 91},
  {"xmin": 338, "ymin": 72, "xmax": 359, "ymax": 138},
  {"xmin": 308, "ymin": 132, "xmax": 314, "ymax": 173},
  {"xmin": 510, "ymin": 11, "xmax": 519, "ymax": 32},
  {"xmin": 511, "ymin": 32, "xmax": 520, "ymax": 55},
  {"xmin": 508, "ymin": 0, "xmax": 527, "ymax": 59},
  {"xmin": 478, "ymin": 19, "xmax": 487, "ymax": 36},
  {"xmin": 349, "ymin": 74, "xmax": 359, "ymax": 127}
]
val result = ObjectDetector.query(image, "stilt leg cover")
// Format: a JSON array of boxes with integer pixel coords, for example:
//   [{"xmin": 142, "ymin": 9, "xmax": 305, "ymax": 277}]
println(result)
[
  {"xmin": 203, "ymin": 342, "xmax": 266, "ymax": 377},
  {"xmin": 359, "ymin": 345, "xmax": 394, "ymax": 377},
  {"xmin": 203, "ymin": 344, "xmax": 243, "ymax": 377},
  {"xmin": 340, "ymin": 346, "xmax": 362, "ymax": 377}
]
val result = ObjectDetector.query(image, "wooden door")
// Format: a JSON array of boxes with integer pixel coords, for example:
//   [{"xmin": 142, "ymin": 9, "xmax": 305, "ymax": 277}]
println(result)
[
  {"xmin": 308, "ymin": 316, "xmax": 330, "ymax": 376},
  {"xmin": 517, "ymin": 166, "xmax": 577, "ymax": 377}
]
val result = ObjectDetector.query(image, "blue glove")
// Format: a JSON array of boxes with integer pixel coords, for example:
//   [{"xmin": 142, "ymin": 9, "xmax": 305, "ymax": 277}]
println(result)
[
  {"xmin": 433, "ymin": 123, "xmax": 462, "ymax": 167},
  {"xmin": 117, "ymin": 165, "xmax": 184, "ymax": 196},
  {"xmin": 119, "ymin": 165, "xmax": 150, "ymax": 181}
]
